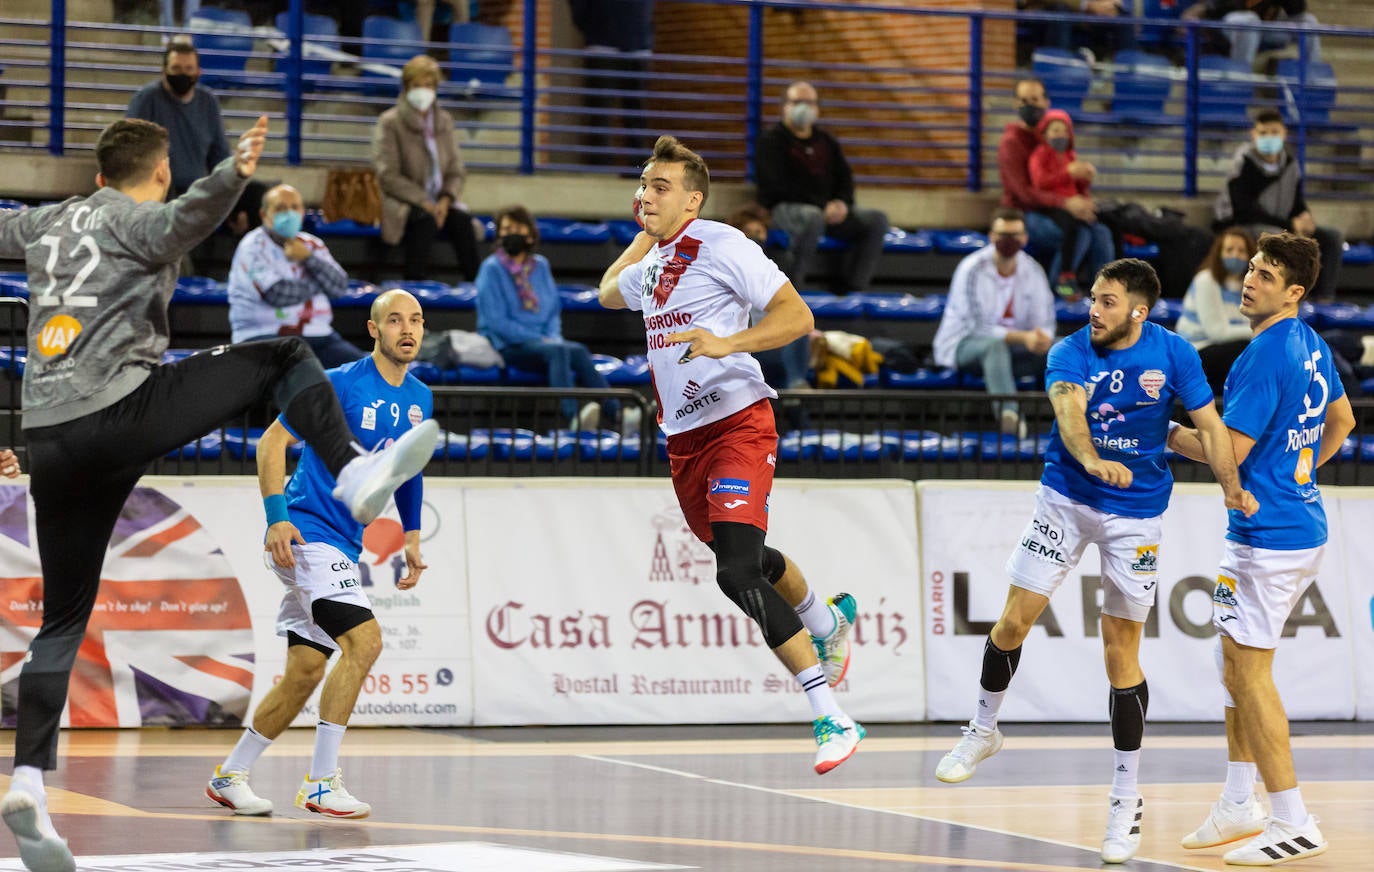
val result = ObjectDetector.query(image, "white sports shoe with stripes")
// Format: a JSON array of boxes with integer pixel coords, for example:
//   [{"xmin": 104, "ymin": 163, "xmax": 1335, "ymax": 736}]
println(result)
[
  {"xmin": 1223, "ymin": 816, "xmax": 1328, "ymax": 866},
  {"xmin": 1101, "ymin": 796, "xmax": 1143, "ymax": 863},
  {"xmin": 1181, "ymin": 793, "xmax": 1266, "ymax": 849}
]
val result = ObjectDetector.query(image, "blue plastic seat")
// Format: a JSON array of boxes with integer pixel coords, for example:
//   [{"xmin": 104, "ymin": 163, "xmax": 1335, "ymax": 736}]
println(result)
[
  {"xmin": 172, "ymin": 278, "xmax": 229, "ymax": 305},
  {"xmin": 578, "ymin": 431, "xmax": 641, "ymax": 461},
  {"xmin": 446, "ymin": 22, "xmax": 516, "ymax": 97},
  {"xmin": 1197, "ymin": 56, "xmax": 1255, "ymax": 128},
  {"xmin": 309, "ymin": 213, "xmax": 381, "ymax": 237},
  {"xmin": 435, "ymin": 429, "xmax": 490, "ymax": 460},
  {"xmin": 0, "ymin": 275, "xmax": 27, "ymax": 299},
  {"xmin": 590, "ymin": 354, "xmax": 626, "ymax": 382},
  {"xmin": 188, "ymin": 9, "xmax": 271, "ymax": 89},
  {"xmin": 1121, "ymin": 242, "xmax": 1161, "ymax": 260},
  {"xmin": 1310, "ymin": 303, "xmax": 1374, "ymax": 331},
  {"xmin": 166, "ymin": 432, "xmax": 223, "ymax": 461},
  {"xmin": 1147, "ymin": 298, "xmax": 1182, "ymax": 326},
  {"xmin": 1111, "ymin": 50, "xmax": 1176, "ymax": 124},
  {"xmin": 931, "ymin": 230, "xmax": 988, "ymax": 254},
  {"xmin": 456, "ymin": 364, "xmax": 502, "ymax": 385},
  {"xmin": 799, "ymin": 292, "xmax": 863, "ymax": 319},
  {"xmin": 1276, "ymin": 60, "xmax": 1340, "ymax": 127},
  {"xmin": 361, "ymin": 16, "xmax": 423, "ymax": 85},
  {"xmin": 557, "ymin": 284, "xmax": 603, "ymax": 311},
  {"xmin": 609, "ymin": 354, "xmax": 651, "ymax": 385},
  {"xmin": 536, "ymin": 219, "xmax": 611, "ymax": 244},
  {"xmin": 858, "ymin": 292, "xmax": 944, "ymax": 321},
  {"xmin": 223, "ymin": 427, "xmax": 303, "ymax": 460},
  {"xmin": 1056, "ymin": 297, "xmax": 1093, "ymax": 324},
  {"xmin": 1342, "ymin": 242, "xmax": 1374, "ymax": 266},
  {"xmin": 0, "ymin": 199, "xmax": 25, "ymax": 210},
  {"xmin": 332, "ymin": 280, "xmax": 381, "ymax": 309},
  {"xmin": 1032, "ymin": 48, "xmax": 1093, "ymax": 114},
  {"xmin": 273, "ymin": 12, "xmax": 339, "ymax": 81},
  {"xmin": 481, "ymin": 428, "xmax": 537, "ymax": 460},
  {"xmin": 882, "ymin": 228, "xmax": 934, "ymax": 254},
  {"xmin": 502, "ymin": 366, "xmax": 546, "ymax": 386},
  {"xmin": 1137, "ymin": 0, "xmax": 1194, "ymax": 50},
  {"xmin": 608, "ymin": 219, "xmax": 642, "ymax": 245},
  {"xmin": 884, "ymin": 367, "xmax": 961, "ymax": 389}
]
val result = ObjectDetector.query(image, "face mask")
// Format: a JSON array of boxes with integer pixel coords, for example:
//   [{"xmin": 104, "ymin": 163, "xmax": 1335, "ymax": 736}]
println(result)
[
  {"xmin": 499, "ymin": 233, "xmax": 531, "ymax": 256},
  {"xmin": 406, "ymin": 87, "xmax": 437, "ymax": 113},
  {"xmin": 1047, "ymin": 135, "xmax": 1070, "ymax": 153},
  {"xmin": 165, "ymin": 73, "xmax": 197, "ymax": 97},
  {"xmin": 787, "ymin": 103, "xmax": 817, "ymax": 128},
  {"xmin": 271, "ymin": 210, "xmax": 303, "ymax": 239},
  {"xmin": 993, "ymin": 235, "xmax": 1023, "ymax": 259},
  {"xmin": 1017, "ymin": 104, "xmax": 1045, "ymax": 127},
  {"xmin": 1222, "ymin": 256, "xmax": 1248, "ymax": 276},
  {"xmin": 1255, "ymin": 134, "xmax": 1284, "ymax": 157}
]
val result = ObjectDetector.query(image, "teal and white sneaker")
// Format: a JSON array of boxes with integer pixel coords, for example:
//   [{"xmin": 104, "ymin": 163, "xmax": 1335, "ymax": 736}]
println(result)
[
  {"xmin": 812, "ymin": 715, "xmax": 866, "ymax": 774},
  {"xmin": 811, "ymin": 593, "xmax": 857, "ymax": 687}
]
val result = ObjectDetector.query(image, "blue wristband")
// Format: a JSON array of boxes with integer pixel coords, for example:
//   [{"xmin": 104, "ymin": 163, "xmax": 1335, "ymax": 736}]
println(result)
[{"xmin": 264, "ymin": 494, "xmax": 290, "ymax": 526}]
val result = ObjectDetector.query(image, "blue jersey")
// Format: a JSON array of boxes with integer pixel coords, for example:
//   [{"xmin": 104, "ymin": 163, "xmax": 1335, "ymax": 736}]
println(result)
[
  {"xmin": 1223, "ymin": 318, "xmax": 1344, "ymax": 550},
  {"xmin": 281, "ymin": 356, "xmax": 433, "ymax": 558},
  {"xmin": 1042, "ymin": 321, "xmax": 1213, "ymax": 518}
]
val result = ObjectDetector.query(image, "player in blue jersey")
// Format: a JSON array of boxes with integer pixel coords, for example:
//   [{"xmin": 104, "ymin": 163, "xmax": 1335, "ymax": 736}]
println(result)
[
  {"xmin": 205, "ymin": 289, "xmax": 433, "ymax": 821},
  {"xmin": 1168, "ymin": 233, "xmax": 1354, "ymax": 866},
  {"xmin": 934, "ymin": 258, "xmax": 1258, "ymax": 863}
]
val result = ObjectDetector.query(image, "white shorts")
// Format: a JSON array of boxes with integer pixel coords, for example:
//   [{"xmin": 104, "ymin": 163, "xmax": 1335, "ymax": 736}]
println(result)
[
  {"xmin": 1212, "ymin": 539, "xmax": 1324, "ymax": 650},
  {"xmin": 1005, "ymin": 485, "xmax": 1162, "ymax": 623},
  {"xmin": 270, "ymin": 541, "xmax": 372, "ymax": 652}
]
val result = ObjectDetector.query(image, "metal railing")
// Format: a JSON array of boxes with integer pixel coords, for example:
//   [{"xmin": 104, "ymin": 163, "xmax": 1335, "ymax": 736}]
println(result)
[{"xmin": 1, "ymin": 1, "xmax": 1372, "ymax": 196}]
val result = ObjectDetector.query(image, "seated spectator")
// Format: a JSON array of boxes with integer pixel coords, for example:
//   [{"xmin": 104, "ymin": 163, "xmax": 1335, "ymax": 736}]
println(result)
[
  {"xmin": 999, "ymin": 77, "xmax": 1114, "ymax": 287},
  {"xmin": 726, "ymin": 202, "xmax": 772, "ymax": 251},
  {"xmin": 1177, "ymin": 226, "xmax": 1256, "ymax": 395},
  {"xmin": 932, "ymin": 208, "xmax": 1057, "ymax": 436},
  {"xmin": 1018, "ymin": 0, "xmax": 1137, "ymax": 62},
  {"xmin": 1214, "ymin": 108, "xmax": 1342, "ymax": 301},
  {"xmin": 127, "ymin": 37, "xmax": 266, "ymax": 237},
  {"xmin": 227, "ymin": 184, "xmax": 366, "ymax": 368},
  {"xmin": 755, "ymin": 81, "xmax": 889, "ymax": 294},
  {"xmin": 1028, "ymin": 109, "xmax": 1097, "ymax": 298},
  {"xmin": 475, "ymin": 205, "xmax": 638, "ymax": 434},
  {"xmin": 372, "ymin": 54, "xmax": 482, "ymax": 283},
  {"xmin": 1185, "ymin": 0, "xmax": 1320, "ymax": 70}
]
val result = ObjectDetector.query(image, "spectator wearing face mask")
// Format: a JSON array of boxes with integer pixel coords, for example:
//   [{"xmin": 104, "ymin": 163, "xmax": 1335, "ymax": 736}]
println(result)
[
  {"xmin": 1177, "ymin": 227, "xmax": 1256, "ymax": 396},
  {"xmin": 127, "ymin": 37, "xmax": 266, "ymax": 235},
  {"xmin": 755, "ymin": 81, "xmax": 889, "ymax": 294},
  {"xmin": 226, "ymin": 184, "xmax": 366, "ymax": 368},
  {"xmin": 1028, "ymin": 109, "xmax": 1097, "ymax": 299},
  {"xmin": 475, "ymin": 205, "xmax": 637, "ymax": 434},
  {"xmin": 1214, "ymin": 108, "xmax": 1343, "ymax": 301},
  {"xmin": 372, "ymin": 54, "xmax": 482, "ymax": 283}
]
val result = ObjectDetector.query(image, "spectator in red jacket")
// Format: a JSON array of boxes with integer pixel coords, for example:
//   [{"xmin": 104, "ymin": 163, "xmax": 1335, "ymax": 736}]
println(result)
[
  {"xmin": 998, "ymin": 78, "xmax": 1113, "ymax": 290},
  {"xmin": 1028, "ymin": 110, "xmax": 1097, "ymax": 298}
]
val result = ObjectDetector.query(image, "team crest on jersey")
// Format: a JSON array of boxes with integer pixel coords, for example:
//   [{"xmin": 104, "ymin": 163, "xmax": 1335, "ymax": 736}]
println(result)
[
  {"xmin": 1131, "ymin": 545, "xmax": 1158, "ymax": 574},
  {"xmin": 408, "ymin": 404, "xmax": 424, "ymax": 426},
  {"xmin": 649, "ymin": 235, "xmax": 703, "ymax": 308},
  {"xmin": 1138, "ymin": 369, "xmax": 1166, "ymax": 400}
]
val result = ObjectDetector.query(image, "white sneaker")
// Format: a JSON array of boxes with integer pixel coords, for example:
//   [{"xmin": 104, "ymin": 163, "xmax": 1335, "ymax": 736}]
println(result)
[
  {"xmin": 811, "ymin": 592, "xmax": 857, "ymax": 687},
  {"xmin": 1181, "ymin": 794, "xmax": 1266, "ymax": 849},
  {"xmin": 1, "ymin": 788, "xmax": 74, "ymax": 872},
  {"xmin": 934, "ymin": 721, "xmax": 1003, "ymax": 783},
  {"xmin": 569, "ymin": 401, "xmax": 601, "ymax": 432},
  {"xmin": 332, "ymin": 418, "xmax": 439, "ymax": 524},
  {"xmin": 206, "ymin": 765, "xmax": 273, "ymax": 816},
  {"xmin": 295, "ymin": 769, "xmax": 371, "ymax": 819},
  {"xmin": 620, "ymin": 405, "xmax": 642, "ymax": 438},
  {"xmin": 1223, "ymin": 815, "xmax": 1328, "ymax": 866},
  {"xmin": 1102, "ymin": 796, "xmax": 1143, "ymax": 863},
  {"xmin": 812, "ymin": 715, "xmax": 866, "ymax": 774}
]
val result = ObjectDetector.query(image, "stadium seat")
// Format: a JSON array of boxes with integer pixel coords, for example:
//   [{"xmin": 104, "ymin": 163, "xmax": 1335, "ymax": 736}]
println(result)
[
  {"xmin": 1342, "ymin": 242, "xmax": 1374, "ymax": 266},
  {"xmin": 1111, "ymin": 50, "xmax": 1176, "ymax": 124},
  {"xmin": 1032, "ymin": 48, "xmax": 1093, "ymax": 114},
  {"xmin": 172, "ymin": 277, "xmax": 229, "ymax": 305},
  {"xmin": 536, "ymin": 219, "xmax": 611, "ymax": 244},
  {"xmin": 857, "ymin": 292, "xmax": 945, "ymax": 321},
  {"xmin": 187, "ymin": 8, "xmax": 273, "ymax": 89},
  {"xmin": 360, "ymin": 16, "xmax": 423, "ymax": 86},
  {"xmin": 446, "ymin": 22, "xmax": 516, "ymax": 98},
  {"xmin": 609, "ymin": 354, "xmax": 651, "ymax": 385},
  {"xmin": 557, "ymin": 284, "xmax": 603, "ymax": 311},
  {"xmin": 1309, "ymin": 302, "xmax": 1374, "ymax": 331},
  {"xmin": 882, "ymin": 228, "xmax": 934, "ymax": 254},
  {"xmin": 166, "ymin": 432, "xmax": 223, "ymax": 461},
  {"xmin": 223, "ymin": 427, "xmax": 304, "ymax": 460},
  {"xmin": 608, "ymin": 219, "xmax": 641, "ymax": 245},
  {"xmin": 1121, "ymin": 241, "xmax": 1161, "ymax": 260},
  {"xmin": 1137, "ymin": 0, "xmax": 1195, "ymax": 50},
  {"xmin": 1197, "ymin": 56, "xmax": 1255, "ymax": 128},
  {"xmin": 308, "ymin": 212, "xmax": 381, "ymax": 237},
  {"xmin": 931, "ymin": 230, "xmax": 987, "ymax": 254},
  {"xmin": 1056, "ymin": 297, "xmax": 1092, "ymax": 325},
  {"xmin": 799, "ymin": 292, "xmax": 863, "ymax": 318},
  {"xmin": 1275, "ymin": 59, "xmax": 1341, "ymax": 128},
  {"xmin": 883, "ymin": 367, "xmax": 961, "ymax": 390},
  {"xmin": 273, "ymin": 12, "xmax": 340, "ymax": 82},
  {"xmin": 0, "ymin": 199, "xmax": 25, "ymax": 210},
  {"xmin": 435, "ymin": 429, "xmax": 490, "ymax": 460}
]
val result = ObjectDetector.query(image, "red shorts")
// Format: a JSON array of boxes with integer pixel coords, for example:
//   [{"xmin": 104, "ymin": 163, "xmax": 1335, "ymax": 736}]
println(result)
[{"xmin": 666, "ymin": 399, "xmax": 777, "ymax": 544}]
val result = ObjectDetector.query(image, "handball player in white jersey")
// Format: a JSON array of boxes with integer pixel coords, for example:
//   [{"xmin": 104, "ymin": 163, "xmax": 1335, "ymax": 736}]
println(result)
[{"xmin": 599, "ymin": 135, "xmax": 862, "ymax": 773}]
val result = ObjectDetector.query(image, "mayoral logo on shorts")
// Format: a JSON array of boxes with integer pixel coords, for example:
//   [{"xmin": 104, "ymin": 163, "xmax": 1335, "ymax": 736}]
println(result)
[
  {"xmin": 1131, "ymin": 544, "xmax": 1158, "ymax": 574},
  {"xmin": 1212, "ymin": 575, "xmax": 1240, "ymax": 619},
  {"xmin": 1138, "ymin": 369, "xmax": 1166, "ymax": 401}
]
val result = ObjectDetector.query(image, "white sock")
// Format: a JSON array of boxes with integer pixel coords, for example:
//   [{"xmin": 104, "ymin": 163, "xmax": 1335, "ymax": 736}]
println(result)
[
  {"xmin": 796, "ymin": 664, "xmax": 845, "ymax": 720},
  {"xmin": 1268, "ymin": 786, "xmax": 1308, "ymax": 826},
  {"xmin": 972, "ymin": 688, "xmax": 1006, "ymax": 733},
  {"xmin": 1111, "ymin": 749, "xmax": 1141, "ymax": 798},
  {"xmin": 8, "ymin": 766, "xmax": 58, "ymax": 838},
  {"xmin": 309, "ymin": 720, "xmax": 347, "ymax": 780},
  {"xmin": 222, "ymin": 726, "xmax": 273, "ymax": 775},
  {"xmin": 1222, "ymin": 761, "xmax": 1258, "ymax": 804},
  {"xmin": 794, "ymin": 590, "xmax": 837, "ymax": 639}
]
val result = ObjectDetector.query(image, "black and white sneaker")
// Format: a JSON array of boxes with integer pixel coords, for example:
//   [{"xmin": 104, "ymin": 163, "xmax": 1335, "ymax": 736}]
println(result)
[{"xmin": 1223, "ymin": 815, "xmax": 1328, "ymax": 866}]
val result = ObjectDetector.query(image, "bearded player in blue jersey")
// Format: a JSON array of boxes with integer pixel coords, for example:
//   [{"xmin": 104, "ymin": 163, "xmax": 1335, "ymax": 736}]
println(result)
[
  {"xmin": 934, "ymin": 258, "xmax": 1258, "ymax": 864},
  {"xmin": 1169, "ymin": 232, "xmax": 1354, "ymax": 866},
  {"xmin": 205, "ymin": 289, "xmax": 433, "ymax": 822}
]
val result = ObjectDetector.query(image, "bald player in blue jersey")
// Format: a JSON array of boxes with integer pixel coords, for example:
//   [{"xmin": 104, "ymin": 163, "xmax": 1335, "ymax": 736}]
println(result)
[
  {"xmin": 1169, "ymin": 232, "xmax": 1354, "ymax": 867},
  {"xmin": 205, "ymin": 289, "xmax": 433, "ymax": 822},
  {"xmin": 934, "ymin": 258, "xmax": 1258, "ymax": 864}
]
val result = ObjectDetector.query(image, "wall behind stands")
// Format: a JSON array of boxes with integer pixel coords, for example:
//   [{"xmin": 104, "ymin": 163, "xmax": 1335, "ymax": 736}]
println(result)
[{"xmin": 3, "ymin": 477, "xmax": 1373, "ymax": 729}]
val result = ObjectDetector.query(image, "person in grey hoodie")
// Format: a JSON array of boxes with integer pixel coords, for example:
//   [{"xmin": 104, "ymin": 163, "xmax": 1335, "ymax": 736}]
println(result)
[{"xmin": 0, "ymin": 116, "xmax": 437, "ymax": 872}]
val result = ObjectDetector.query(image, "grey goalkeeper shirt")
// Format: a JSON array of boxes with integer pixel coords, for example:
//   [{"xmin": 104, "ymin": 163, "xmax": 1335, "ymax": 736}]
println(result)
[{"xmin": 0, "ymin": 158, "xmax": 248, "ymax": 428}]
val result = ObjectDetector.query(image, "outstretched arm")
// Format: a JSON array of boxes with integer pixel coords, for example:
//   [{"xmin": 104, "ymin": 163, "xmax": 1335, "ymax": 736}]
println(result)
[{"xmin": 1185, "ymin": 402, "xmax": 1259, "ymax": 516}]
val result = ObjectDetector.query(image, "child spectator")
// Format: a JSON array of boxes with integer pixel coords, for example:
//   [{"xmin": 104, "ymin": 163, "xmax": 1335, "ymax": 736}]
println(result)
[{"xmin": 1028, "ymin": 110, "xmax": 1097, "ymax": 299}]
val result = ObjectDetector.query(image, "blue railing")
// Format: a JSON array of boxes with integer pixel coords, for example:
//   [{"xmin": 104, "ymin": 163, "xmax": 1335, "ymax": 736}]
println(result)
[{"xmin": 1, "ymin": 0, "xmax": 1371, "ymax": 197}]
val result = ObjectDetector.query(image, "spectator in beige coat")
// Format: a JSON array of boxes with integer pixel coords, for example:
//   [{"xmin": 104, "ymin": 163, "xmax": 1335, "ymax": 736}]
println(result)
[{"xmin": 371, "ymin": 54, "xmax": 481, "ymax": 282}]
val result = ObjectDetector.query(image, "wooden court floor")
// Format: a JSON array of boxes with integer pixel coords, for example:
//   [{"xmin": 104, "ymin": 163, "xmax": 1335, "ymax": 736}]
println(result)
[{"xmin": 1, "ymin": 722, "xmax": 1371, "ymax": 871}]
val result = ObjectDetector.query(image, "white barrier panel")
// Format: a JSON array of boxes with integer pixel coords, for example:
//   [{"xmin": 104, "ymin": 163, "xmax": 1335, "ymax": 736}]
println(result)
[
  {"xmin": 919, "ymin": 481, "xmax": 1357, "ymax": 722},
  {"xmin": 464, "ymin": 479, "xmax": 923, "ymax": 725},
  {"xmin": 1337, "ymin": 489, "xmax": 1374, "ymax": 719}
]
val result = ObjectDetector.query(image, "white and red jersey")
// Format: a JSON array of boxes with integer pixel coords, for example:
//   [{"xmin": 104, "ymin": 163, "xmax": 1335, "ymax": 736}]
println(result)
[{"xmin": 618, "ymin": 218, "xmax": 789, "ymax": 436}]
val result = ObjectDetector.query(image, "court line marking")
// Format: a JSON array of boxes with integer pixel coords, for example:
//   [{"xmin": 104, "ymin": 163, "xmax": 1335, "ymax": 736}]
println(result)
[{"xmin": 578, "ymin": 754, "xmax": 1215, "ymax": 872}]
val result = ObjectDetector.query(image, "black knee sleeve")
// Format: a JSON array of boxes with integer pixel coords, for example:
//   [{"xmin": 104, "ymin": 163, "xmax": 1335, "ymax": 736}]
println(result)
[
  {"xmin": 711, "ymin": 523, "xmax": 803, "ymax": 649},
  {"xmin": 1109, "ymin": 680, "xmax": 1149, "ymax": 752},
  {"xmin": 979, "ymin": 635, "xmax": 1022, "ymax": 693},
  {"xmin": 762, "ymin": 546, "xmax": 786, "ymax": 585},
  {"xmin": 311, "ymin": 598, "xmax": 375, "ymax": 642}
]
